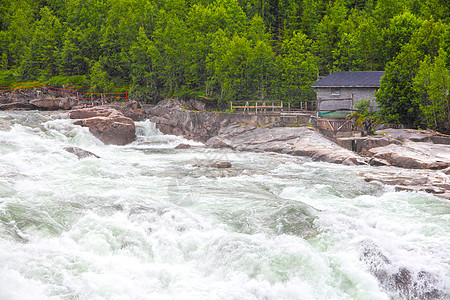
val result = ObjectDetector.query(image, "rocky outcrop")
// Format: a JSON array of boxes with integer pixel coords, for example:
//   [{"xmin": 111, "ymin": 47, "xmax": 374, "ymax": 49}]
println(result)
[
  {"xmin": 146, "ymin": 99, "xmax": 225, "ymax": 143},
  {"xmin": 108, "ymin": 101, "xmax": 147, "ymax": 121},
  {"xmin": 207, "ymin": 125, "xmax": 366, "ymax": 165},
  {"xmin": 69, "ymin": 107, "xmax": 136, "ymax": 145},
  {"xmin": 30, "ymin": 97, "xmax": 79, "ymax": 110},
  {"xmin": 0, "ymin": 102, "xmax": 38, "ymax": 110},
  {"xmin": 362, "ymin": 169, "xmax": 450, "ymax": 199},
  {"xmin": 147, "ymin": 99, "xmax": 367, "ymax": 166},
  {"xmin": 349, "ymin": 129, "xmax": 450, "ymax": 170},
  {"xmin": 0, "ymin": 93, "xmax": 81, "ymax": 110},
  {"xmin": 367, "ymin": 143, "xmax": 450, "ymax": 170}
]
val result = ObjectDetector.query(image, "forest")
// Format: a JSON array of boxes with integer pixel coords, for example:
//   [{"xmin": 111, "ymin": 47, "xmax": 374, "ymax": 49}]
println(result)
[{"xmin": 0, "ymin": 0, "xmax": 449, "ymax": 132}]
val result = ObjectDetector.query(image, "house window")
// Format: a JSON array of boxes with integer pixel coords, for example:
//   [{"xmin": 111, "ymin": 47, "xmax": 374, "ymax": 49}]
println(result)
[{"xmin": 331, "ymin": 88, "xmax": 340, "ymax": 96}]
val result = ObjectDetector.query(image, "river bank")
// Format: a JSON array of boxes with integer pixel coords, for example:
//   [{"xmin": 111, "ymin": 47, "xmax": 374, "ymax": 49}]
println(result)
[{"xmin": 1, "ymin": 96, "xmax": 449, "ymax": 199}]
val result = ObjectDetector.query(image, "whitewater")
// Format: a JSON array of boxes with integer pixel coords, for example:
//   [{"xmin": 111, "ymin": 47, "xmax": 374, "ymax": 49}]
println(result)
[{"xmin": 0, "ymin": 111, "xmax": 449, "ymax": 300}]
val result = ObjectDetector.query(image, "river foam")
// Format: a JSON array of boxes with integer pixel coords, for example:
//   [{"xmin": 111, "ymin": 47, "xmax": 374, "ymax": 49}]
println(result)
[{"xmin": 0, "ymin": 111, "xmax": 448, "ymax": 299}]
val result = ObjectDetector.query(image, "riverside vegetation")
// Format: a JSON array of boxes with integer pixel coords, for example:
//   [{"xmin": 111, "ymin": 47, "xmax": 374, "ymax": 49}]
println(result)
[{"xmin": 0, "ymin": 0, "xmax": 450, "ymax": 132}]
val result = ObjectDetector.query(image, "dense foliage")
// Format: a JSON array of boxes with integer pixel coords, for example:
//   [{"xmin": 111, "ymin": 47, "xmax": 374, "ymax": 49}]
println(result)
[{"xmin": 0, "ymin": 0, "xmax": 449, "ymax": 131}]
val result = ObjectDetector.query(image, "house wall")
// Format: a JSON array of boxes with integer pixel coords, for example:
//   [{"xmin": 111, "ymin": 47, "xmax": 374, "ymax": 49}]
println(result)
[{"xmin": 315, "ymin": 87, "xmax": 379, "ymax": 112}]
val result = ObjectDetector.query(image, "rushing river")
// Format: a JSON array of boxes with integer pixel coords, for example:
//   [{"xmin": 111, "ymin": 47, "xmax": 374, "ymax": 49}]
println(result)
[{"xmin": 0, "ymin": 111, "xmax": 449, "ymax": 300}]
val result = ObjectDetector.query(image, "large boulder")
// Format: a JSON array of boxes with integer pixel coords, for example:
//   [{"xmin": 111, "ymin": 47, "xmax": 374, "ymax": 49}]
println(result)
[{"xmin": 70, "ymin": 107, "xmax": 136, "ymax": 145}]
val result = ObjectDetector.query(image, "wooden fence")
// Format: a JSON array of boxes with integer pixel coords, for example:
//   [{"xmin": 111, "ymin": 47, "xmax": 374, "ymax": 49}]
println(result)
[
  {"xmin": 229, "ymin": 100, "xmax": 315, "ymax": 114},
  {"xmin": 314, "ymin": 118, "xmax": 353, "ymax": 132}
]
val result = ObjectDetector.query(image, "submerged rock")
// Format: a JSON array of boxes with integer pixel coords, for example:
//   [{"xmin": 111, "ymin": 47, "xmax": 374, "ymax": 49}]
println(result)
[
  {"xmin": 192, "ymin": 159, "xmax": 232, "ymax": 168},
  {"xmin": 359, "ymin": 239, "xmax": 445, "ymax": 299},
  {"xmin": 70, "ymin": 106, "xmax": 136, "ymax": 145},
  {"xmin": 175, "ymin": 143, "xmax": 191, "ymax": 149},
  {"xmin": 64, "ymin": 146, "xmax": 100, "ymax": 159}
]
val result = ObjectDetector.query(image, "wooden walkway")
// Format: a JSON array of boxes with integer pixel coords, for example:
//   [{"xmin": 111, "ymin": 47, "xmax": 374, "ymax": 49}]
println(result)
[{"xmin": 230, "ymin": 100, "xmax": 315, "ymax": 115}]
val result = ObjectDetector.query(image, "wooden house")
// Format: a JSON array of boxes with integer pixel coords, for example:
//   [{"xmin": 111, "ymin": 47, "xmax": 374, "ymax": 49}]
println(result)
[{"xmin": 311, "ymin": 71, "xmax": 384, "ymax": 118}]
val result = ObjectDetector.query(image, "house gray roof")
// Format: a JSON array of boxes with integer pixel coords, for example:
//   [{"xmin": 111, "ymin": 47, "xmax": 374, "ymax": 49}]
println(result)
[{"xmin": 311, "ymin": 71, "xmax": 384, "ymax": 88}]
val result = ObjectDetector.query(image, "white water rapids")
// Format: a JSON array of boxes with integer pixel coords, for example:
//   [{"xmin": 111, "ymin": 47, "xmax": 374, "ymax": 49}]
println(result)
[{"xmin": 0, "ymin": 111, "xmax": 449, "ymax": 300}]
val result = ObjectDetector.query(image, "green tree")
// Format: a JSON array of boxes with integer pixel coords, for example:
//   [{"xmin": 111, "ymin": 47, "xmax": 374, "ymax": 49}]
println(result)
[
  {"xmin": 20, "ymin": 6, "xmax": 63, "ymax": 80},
  {"xmin": 89, "ymin": 60, "xmax": 112, "ymax": 92},
  {"xmin": 377, "ymin": 18, "xmax": 447, "ymax": 128},
  {"xmin": 381, "ymin": 11, "xmax": 422, "ymax": 64},
  {"xmin": 314, "ymin": 0, "xmax": 347, "ymax": 75},
  {"xmin": 208, "ymin": 32, "xmax": 253, "ymax": 101},
  {"xmin": 152, "ymin": 9, "xmax": 190, "ymax": 95},
  {"xmin": 130, "ymin": 27, "xmax": 160, "ymax": 100},
  {"xmin": 278, "ymin": 31, "xmax": 318, "ymax": 104},
  {"xmin": 413, "ymin": 49, "xmax": 450, "ymax": 132}
]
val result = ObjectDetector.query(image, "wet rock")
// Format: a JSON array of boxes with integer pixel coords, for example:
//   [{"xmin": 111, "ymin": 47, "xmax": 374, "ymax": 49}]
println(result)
[
  {"xmin": 362, "ymin": 169, "xmax": 450, "ymax": 199},
  {"xmin": 443, "ymin": 167, "xmax": 450, "ymax": 175},
  {"xmin": 359, "ymin": 239, "xmax": 445, "ymax": 299},
  {"xmin": 368, "ymin": 157, "xmax": 390, "ymax": 166},
  {"xmin": 0, "ymin": 102, "xmax": 37, "ymax": 110},
  {"xmin": 353, "ymin": 129, "xmax": 450, "ymax": 171},
  {"xmin": 175, "ymin": 143, "xmax": 191, "ymax": 149},
  {"xmin": 146, "ymin": 99, "xmax": 223, "ymax": 143},
  {"xmin": 192, "ymin": 159, "xmax": 232, "ymax": 168},
  {"xmin": 70, "ymin": 107, "xmax": 136, "ymax": 145},
  {"xmin": 108, "ymin": 101, "xmax": 146, "ymax": 121},
  {"xmin": 64, "ymin": 146, "xmax": 100, "ymax": 159},
  {"xmin": 30, "ymin": 97, "xmax": 79, "ymax": 110}
]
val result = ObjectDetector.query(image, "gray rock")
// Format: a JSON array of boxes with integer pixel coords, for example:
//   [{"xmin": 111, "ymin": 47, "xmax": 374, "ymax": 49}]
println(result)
[
  {"xmin": 64, "ymin": 147, "xmax": 100, "ymax": 159},
  {"xmin": 368, "ymin": 143, "xmax": 450, "ymax": 169},
  {"xmin": 70, "ymin": 107, "xmax": 136, "ymax": 145}
]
